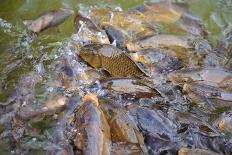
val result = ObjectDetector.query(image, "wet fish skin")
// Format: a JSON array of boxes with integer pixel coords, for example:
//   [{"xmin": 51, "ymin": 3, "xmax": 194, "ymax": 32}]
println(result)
[
  {"xmin": 175, "ymin": 112, "xmax": 220, "ymax": 137},
  {"xmin": 168, "ymin": 67, "xmax": 232, "ymax": 86},
  {"xmin": 74, "ymin": 13, "xmax": 100, "ymax": 32},
  {"xmin": 218, "ymin": 76, "xmax": 232, "ymax": 91},
  {"xmin": 58, "ymin": 58, "xmax": 78, "ymax": 92},
  {"xmin": 103, "ymin": 24, "xmax": 128, "ymax": 49},
  {"xmin": 130, "ymin": 48, "xmax": 183, "ymax": 73},
  {"xmin": 24, "ymin": 8, "xmax": 73, "ymax": 33},
  {"xmin": 0, "ymin": 73, "xmax": 39, "ymax": 108},
  {"xmin": 136, "ymin": 107, "xmax": 177, "ymax": 139},
  {"xmin": 218, "ymin": 113, "xmax": 232, "ymax": 133},
  {"xmin": 99, "ymin": 78, "xmax": 161, "ymax": 98},
  {"xmin": 178, "ymin": 147, "xmax": 220, "ymax": 155},
  {"xmin": 126, "ymin": 34, "xmax": 191, "ymax": 52},
  {"xmin": 47, "ymin": 143, "xmax": 74, "ymax": 155},
  {"xmin": 46, "ymin": 96, "xmax": 81, "ymax": 155},
  {"xmin": 73, "ymin": 14, "xmax": 110, "ymax": 45},
  {"xmin": 182, "ymin": 82, "xmax": 232, "ymax": 109},
  {"xmin": 99, "ymin": 97, "xmax": 144, "ymax": 145},
  {"xmin": 74, "ymin": 94, "xmax": 111, "ymax": 155},
  {"xmin": 80, "ymin": 44, "xmax": 148, "ymax": 77}
]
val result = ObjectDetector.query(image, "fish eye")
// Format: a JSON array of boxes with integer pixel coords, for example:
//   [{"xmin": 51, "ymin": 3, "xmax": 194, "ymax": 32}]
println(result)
[{"xmin": 183, "ymin": 77, "xmax": 189, "ymax": 82}]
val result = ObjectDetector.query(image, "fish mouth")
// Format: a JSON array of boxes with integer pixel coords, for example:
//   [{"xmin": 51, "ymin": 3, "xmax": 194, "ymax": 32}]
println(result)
[{"xmin": 83, "ymin": 94, "xmax": 99, "ymax": 106}]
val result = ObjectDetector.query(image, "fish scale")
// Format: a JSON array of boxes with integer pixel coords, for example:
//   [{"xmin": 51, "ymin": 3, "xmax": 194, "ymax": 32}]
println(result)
[
  {"xmin": 101, "ymin": 54, "xmax": 144, "ymax": 77},
  {"xmin": 80, "ymin": 44, "xmax": 147, "ymax": 77}
]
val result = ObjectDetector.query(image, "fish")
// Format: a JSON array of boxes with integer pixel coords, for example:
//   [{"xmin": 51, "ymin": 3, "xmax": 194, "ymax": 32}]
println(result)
[
  {"xmin": 182, "ymin": 82, "xmax": 232, "ymax": 109},
  {"xmin": 85, "ymin": 8, "xmax": 157, "ymax": 42},
  {"xmin": 131, "ymin": 2, "xmax": 184, "ymax": 24},
  {"xmin": 73, "ymin": 13, "xmax": 110, "ymax": 45},
  {"xmin": 178, "ymin": 147, "xmax": 220, "ymax": 155},
  {"xmin": 99, "ymin": 78, "xmax": 161, "ymax": 98},
  {"xmin": 74, "ymin": 94, "xmax": 111, "ymax": 155},
  {"xmin": 168, "ymin": 67, "xmax": 232, "ymax": 86},
  {"xmin": 126, "ymin": 34, "xmax": 191, "ymax": 52},
  {"xmin": 218, "ymin": 76, "xmax": 232, "ymax": 91},
  {"xmin": 99, "ymin": 97, "xmax": 147, "ymax": 154},
  {"xmin": 58, "ymin": 58, "xmax": 78, "ymax": 92},
  {"xmin": 99, "ymin": 97, "xmax": 144, "ymax": 145},
  {"xmin": 24, "ymin": 8, "xmax": 73, "ymax": 33},
  {"xmin": 46, "ymin": 96, "xmax": 80, "ymax": 155},
  {"xmin": 218, "ymin": 113, "xmax": 232, "ymax": 133},
  {"xmin": 74, "ymin": 13, "xmax": 100, "ymax": 32},
  {"xmin": 79, "ymin": 44, "xmax": 148, "ymax": 77},
  {"xmin": 103, "ymin": 24, "xmax": 128, "ymax": 49},
  {"xmin": 130, "ymin": 48, "xmax": 183, "ymax": 72},
  {"xmin": 0, "ymin": 73, "xmax": 39, "ymax": 107},
  {"xmin": 135, "ymin": 107, "xmax": 177, "ymax": 139},
  {"xmin": 175, "ymin": 112, "xmax": 220, "ymax": 136}
]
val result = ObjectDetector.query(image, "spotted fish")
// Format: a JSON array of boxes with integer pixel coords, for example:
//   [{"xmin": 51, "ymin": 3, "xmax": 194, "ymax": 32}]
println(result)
[
  {"xmin": 79, "ymin": 44, "xmax": 148, "ymax": 77},
  {"xmin": 24, "ymin": 8, "xmax": 73, "ymax": 33}
]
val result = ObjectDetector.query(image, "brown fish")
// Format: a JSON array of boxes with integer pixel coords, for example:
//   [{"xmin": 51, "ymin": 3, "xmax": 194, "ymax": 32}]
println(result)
[
  {"xmin": 175, "ymin": 112, "xmax": 219, "ymax": 136},
  {"xmin": 111, "ymin": 142, "xmax": 143, "ymax": 155},
  {"xmin": 99, "ymin": 97, "xmax": 144, "ymax": 145},
  {"xmin": 0, "ymin": 73, "xmax": 39, "ymax": 107},
  {"xmin": 74, "ymin": 13, "xmax": 100, "ymax": 32},
  {"xmin": 58, "ymin": 58, "xmax": 78, "ymax": 92},
  {"xmin": 182, "ymin": 82, "xmax": 232, "ymax": 109},
  {"xmin": 178, "ymin": 147, "xmax": 220, "ymax": 155},
  {"xmin": 79, "ymin": 44, "xmax": 148, "ymax": 77},
  {"xmin": 73, "ymin": 13, "xmax": 110, "ymax": 45},
  {"xmin": 74, "ymin": 94, "xmax": 111, "ymax": 155},
  {"xmin": 85, "ymin": 8, "xmax": 157, "ymax": 41},
  {"xmin": 126, "ymin": 34, "xmax": 191, "ymax": 52},
  {"xmin": 103, "ymin": 24, "xmax": 128, "ymax": 49},
  {"xmin": 99, "ymin": 78, "xmax": 161, "ymax": 98},
  {"xmin": 168, "ymin": 68, "xmax": 232, "ymax": 86},
  {"xmin": 24, "ymin": 8, "xmax": 73, "ymax": 33},
  {"xmin": 218, "ymin": 113, "xmax": 232, "ymax": 133},
  {"xmin": 219, "ymin": 76, "xmax": 232, "ymax": 91},
  {"xmin": 131, "ymin": 2, "xmax": 184, "ymax": 24}
]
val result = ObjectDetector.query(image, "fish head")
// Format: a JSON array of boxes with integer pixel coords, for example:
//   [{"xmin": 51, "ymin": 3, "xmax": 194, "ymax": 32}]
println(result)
[
  {"xmin": 50, "ymin": 8, "xmax": 73, "ymax": 25},
  {"xmin": 74, "ymin": 12, "xmax": 100, "ymax": 32},
  {"xmin": 80, "ymin": 44, "xmax": 102, "ymax": 68},
  {"xmin": 83, "ymin": 93, "xmax": 99, "ymax": 106}
]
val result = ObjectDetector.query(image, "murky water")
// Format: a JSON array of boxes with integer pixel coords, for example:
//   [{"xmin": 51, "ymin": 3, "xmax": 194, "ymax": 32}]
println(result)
[{"xmin": 1, "ymin": 0, "xmax": 232, "ymax": 155}]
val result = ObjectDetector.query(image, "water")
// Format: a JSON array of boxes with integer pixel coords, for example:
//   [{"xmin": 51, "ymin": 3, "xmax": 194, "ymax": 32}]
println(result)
[
  {"xmin": 0, "ymin": 0, "xmax": 147, "ymax": 102},
  {"xmin": 1, "ymin": 0, "xmax": 232, "ymax": 154},
  {"xmin": 1, "ymin": 0, "xmax": 232, "ymax": 102}
]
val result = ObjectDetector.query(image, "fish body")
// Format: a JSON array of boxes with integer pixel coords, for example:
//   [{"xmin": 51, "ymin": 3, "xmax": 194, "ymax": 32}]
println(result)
[
  {"xmin": 99, "ymin": 97, "xmax": 144, "ymax": 145},
  {"xmin": 103, "ymin": 24, "xmax": 128, "ymax": 49},
  {"xmin": 178, "ymin": 147, "xmax": 220, "ymax": 155},
  {"xmin": 126, "ymin": 34, "xmax": 191, "ymax": 52},
  {"xmin": 73, "ymin": 13, "xmax": 110, "ymax": 45},
  {"xmin": 80, "ymin": 44, "xmax": 148, "ymax": 77},
  {"xmin": 75, "ymin": 94, "xmax": 111, "ymax": 155},
  {"xmin": 218, "ymin": 113, "xmax": 232, "ymax": 133},
  {"xmin": 74, "ymin": 13, "xmax": 100, "ymax": 32},
  {"xmin": 24, "ymin": 8, "xmax": 73, "ymax": 33},
  {"xmin": 169, "ymin": 68, "xmax": 232, "ymax": 86},
  {"xmin": 183, "ymin": 82, "xmax": 232, "ymax": 109},
  {"xmin": 99, "ymin": 78, "xmax": 160, "ymax": 98}
]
